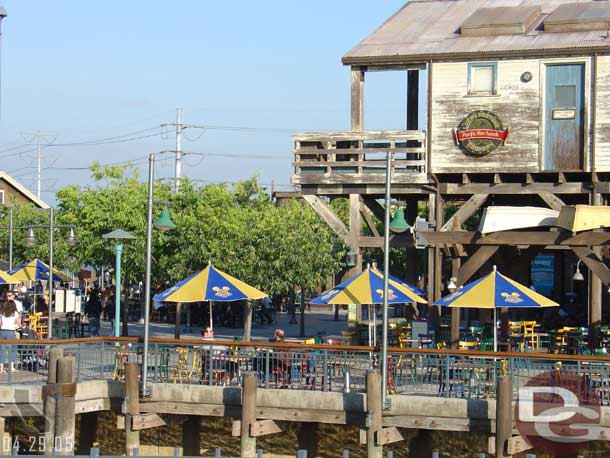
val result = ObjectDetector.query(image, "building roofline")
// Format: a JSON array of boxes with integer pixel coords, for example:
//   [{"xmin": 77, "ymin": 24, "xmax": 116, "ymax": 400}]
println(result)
[{"xmin": 0, "ymin": 171, "xmax": 50, "ymax": 208}]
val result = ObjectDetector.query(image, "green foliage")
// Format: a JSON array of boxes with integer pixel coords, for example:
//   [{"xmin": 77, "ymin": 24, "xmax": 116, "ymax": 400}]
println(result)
[{"xmin": 11, "ymin": 167, "xmax": 345, "ymax": 296}]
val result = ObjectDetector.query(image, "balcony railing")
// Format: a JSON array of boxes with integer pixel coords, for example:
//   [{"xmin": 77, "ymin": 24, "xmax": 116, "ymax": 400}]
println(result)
[{"xmin": 292, "ymin": 130, "xmax": 427, "ymax": 185}]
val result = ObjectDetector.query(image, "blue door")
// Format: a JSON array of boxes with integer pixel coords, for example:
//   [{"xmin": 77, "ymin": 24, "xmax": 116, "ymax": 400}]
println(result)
[{"xmin": 544, "ymin": 64, "xmax": 584, "ymax": 170}]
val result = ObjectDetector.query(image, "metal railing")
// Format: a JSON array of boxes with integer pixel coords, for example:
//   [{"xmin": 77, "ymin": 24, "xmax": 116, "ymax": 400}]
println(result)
[{"xmin": 2, "ymin": 337, "xmax": 610, "ymax": 404}]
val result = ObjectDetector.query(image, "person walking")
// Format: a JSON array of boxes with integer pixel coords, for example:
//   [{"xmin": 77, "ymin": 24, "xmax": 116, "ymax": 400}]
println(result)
[
  {"xmin": 0, "ymin": 299, "xmax": 21, "ymax": 372},
  {"xmin": 85, "ymin": 288, "xmax": 103, "ymax": 336}
]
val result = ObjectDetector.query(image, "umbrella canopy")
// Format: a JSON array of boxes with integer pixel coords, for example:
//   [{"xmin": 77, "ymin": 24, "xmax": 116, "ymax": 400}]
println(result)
[
  {"xmin": 0, "ymin": 270, "xmax": 19, "ymax": 285},
  {"xmin": 434, "ymin": 267, "xmax": 558, "ymax": 351},
  {"xmin": 10, "ymin": 259, "xmax": 70, "ymax": 283},
  {"xmin": 434, "ymin": 268, "xmax": 559, "ymax": 309},
  {"xmin": 153, "ymin": 264, "xmax": 267, "ymax": 304},
  {"xmin": 310, "ymin": 265, "xmax": 427, "ymax": 305}
]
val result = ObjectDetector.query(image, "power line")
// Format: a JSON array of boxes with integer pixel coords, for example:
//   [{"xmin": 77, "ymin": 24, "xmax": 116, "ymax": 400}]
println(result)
[{"xmin": 49, "ymin": 128, "xmax": 165, "ymax": 147}]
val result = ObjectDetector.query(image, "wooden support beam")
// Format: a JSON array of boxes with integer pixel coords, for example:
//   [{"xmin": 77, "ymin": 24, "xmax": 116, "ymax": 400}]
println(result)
[
  {"xmin": 457, "ymin": 246, "xmax": 499, "ymax": 286},
  {"xmin": 240, "ymin": 372, "xmax": 257, "ymax": 458},
  {"xmin": 366, "ymin": 370, "xmax": 382, "ymax": 458},
  {"xmin": 182, "ymin": 416, "xmax": 200, "ymax": 456},
  {"xmin": 297, "ymin": 422, "xmax": 319, "ymax": 458},
  {"xmin": 44, "ymin": 348, "xmax": 63, "ymax": 453},
  {"xmin": 132, "ymin": 413, "xmax": 166, "ymax": 431},
  {"xmin": 495, "ymin": 376, "xmax": 512, "ymax": 458},
  {"xmin": 539, "ymin": 193, "xmax": 565, "ymax": 212},
  {"xmin": 360, "ymin": 206, "xmax": 380, "ymax": 238},
  {"xmin": 421, "ymin": 231, "xmax": 610, "ymax": 247},
  {"xmin": 250, "ymin": 420, "xmax": 281, "ymax": 437},
  {"xmin": 124, "ymin": 362, "xmax": 140, "ymax": 456},
  {"xmin": 362, "ymin": 198, "xmax": 385, "ymax": 223},
  {"xmin": 441, "ymin": 194, "xmax": 487, "ymax": 231},
  {"xmin": 359, "ymin": 235, "xmax": 414, "ymax": 249},
  {"xmin": 451, "ymin": 258, "xmax": 461, "ymax": 349},
  {"xmin": 351, "ymin": 67, "xmax": 365, "ymax": 132},
  {"xmin": 302, "ymin": 195, "xmax": 350, "ymax": 244},
  {"xmin": 76, "ymin": 412, "xmax": 98, "ymax": 455},
  {"xmin": 572, "ymin": 247, "xmax": 610, "ymax": 286},
  {"xmin": 440, "ymin": 182, "xmax": 593, "ymax": 195},
  {"xmin": 55, "ymin": 356, "xmax": 76, "ymax": 456},
  {"xmin": 407, "ymin": 70, "xmax": 419, "ymax": 131},
  {"xmin": 383, "ymin": 415, "xmax": 493, "ymax": 433}
]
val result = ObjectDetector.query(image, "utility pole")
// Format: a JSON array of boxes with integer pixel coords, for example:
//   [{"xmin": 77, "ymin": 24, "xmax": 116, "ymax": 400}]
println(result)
[
  {"xmin": 22, "ymin": 130, "xmax": 55, "ymax": 198},
  {"xmin": 161, "ymin": 108, "xmax": 204, "ymax": 193}
]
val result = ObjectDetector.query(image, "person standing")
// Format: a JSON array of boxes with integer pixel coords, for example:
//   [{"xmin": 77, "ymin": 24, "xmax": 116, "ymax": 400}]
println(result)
[
  {"xmin": 6, "ymin": 291, "xmax": 23, "ymax": 339},
  {"xmin": 85, "ymin": 288, "xmax": 103, "ymax": 336},
  {"xmin": 0, "ymin": 299, "xmax": 21, "ymax": 372}
]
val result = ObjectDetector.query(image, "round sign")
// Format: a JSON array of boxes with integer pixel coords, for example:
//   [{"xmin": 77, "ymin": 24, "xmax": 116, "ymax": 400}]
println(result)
[
  {"xmin": 514, "ymin": 370, "xmax": 602, "ymax": 455},
  {"xmin": 456, "ymin": 110, "xmax": 507, "ymax": 156}
]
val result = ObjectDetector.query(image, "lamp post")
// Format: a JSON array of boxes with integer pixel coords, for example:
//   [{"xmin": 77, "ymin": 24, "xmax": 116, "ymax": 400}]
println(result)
[
  {"xmin": 381, "ymin": 152, "xmax": 412, "ymax": 409},
  {"xmin": 25, "ymin": 207, "xmax": 77, "ymax": 339},
  {"xmin": 142, "ymin": 152, "xmax": 176, "ymax": 396},
  {"xmin": 102, "ymin": 229, "xmax": 136, "ymax": 337}
]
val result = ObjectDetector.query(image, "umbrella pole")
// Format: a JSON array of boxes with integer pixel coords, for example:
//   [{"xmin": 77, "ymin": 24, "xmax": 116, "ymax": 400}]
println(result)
[{"xmin": 494, "ymin": 307, "xmax": 498, "ymax": 353}]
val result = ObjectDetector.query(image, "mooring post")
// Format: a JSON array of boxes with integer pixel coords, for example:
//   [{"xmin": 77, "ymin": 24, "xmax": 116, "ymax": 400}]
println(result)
[
  {"xmin": 495, "ymin": 375, "xmax": 512, "ymax": 458},
  {"xmin": 241, "ymin": 372, "xmax": 258, "ymax": 458},
  {"xmin": 125, "ymin": 362, "xmax": 141, "ymax": 455},
  {"xmin": 182, "ymin": 416, "xmax": 201, "ymax": 456},
  {"xmin": 44, "ymin": 347, "xmax": 64, "ymax": 453},
  {"xmin": 366, "ymin": 370, "xmax": 383, "ymax": 458},
  {"xmin": 77, "ymin": 412, "xmax": 98, "ymax": 454},
  {"xmin": 55, "ymin": 355, "xmax": 76, "ymax": 456}
]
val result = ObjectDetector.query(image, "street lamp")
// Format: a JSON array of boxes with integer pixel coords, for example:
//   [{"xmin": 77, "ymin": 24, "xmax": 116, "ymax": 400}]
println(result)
[
  {"xmin": 573, "ymin": 260, "xmax": 585, "ymax": 282},
  {"xmin": 102, "ymin": 229, "xmax": 136, "ymax": 337},
  {"xmin": 381, "ymin": 152, "xmax": 414, "ymax": 409},
  {"xmin": 142, "ymin": 152, "xmax": 176, "ymax": 395},
  {"xmin": 25, "ymin": 207, "xmax": 77, "ymax": 339}
]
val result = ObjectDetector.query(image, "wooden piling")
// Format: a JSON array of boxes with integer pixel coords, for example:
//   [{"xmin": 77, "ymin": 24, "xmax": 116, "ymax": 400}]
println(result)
[
  {"xmin": 55, "ymin": 356, "xmax": 76, "ymax": 456},
  {"xmin": 44, "ymin": 347, "xmax": 63, "ymax": 453},
  {"xmin": 182, "ymin": 416, "xmax": 201, "ymax": 456},
  {"xmin": 366, "ymin": 370, "xmax": 382, "ymax": 458},
  {"xmin": 495, "ymin": 375, "xmax": 512, "ymax": 458},
  {"xmin": 297, "ymin": 422, "xmax": 318, "ymax": 458},
  {"xmin": 125, "ymin": 362, "xmax": 140, "ymax": 456},
  {"xmin": 0, "ymin": 417, "xmax": 10, "ymax": 455},
  {"xmin": 241, "ymin": 372, "xmax": 257, "ymax": 458},
  {"xmin": 77, "ymin": 412, "xmax": 98, "ymax": 454}
]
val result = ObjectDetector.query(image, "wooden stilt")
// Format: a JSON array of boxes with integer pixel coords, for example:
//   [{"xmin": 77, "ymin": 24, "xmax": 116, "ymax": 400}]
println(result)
[
  {"xmin": 44, "ymin": 347, "xmax": 63, "ymax": 453},
  {"xmin": 495, "ymin": 375, "xmax": 512, "ymax": 458},
  {"xmin": 297, "ymin": 422, "xmax": 319, "ymax": 458},
  {"xmin": 182, "ymin": 416, "xmax": 201, "ymax": 456},
  {"xmin": 240, "ymin": 372, "xmax": 257, "ymax": 458},
  {"xmin": 366, "ymin": 370, "xmax": 382, "ymax": 458},
  {"xmin": 55, "ymin": 356, "xmax": 76, "ymax": 456},
  {"xmin": 125, "ymin": 362, "xmax": 140, "ymax": 456},
  {"xmin": 76, "ymin": 412, "xmax": 98, "ymax": 455}
]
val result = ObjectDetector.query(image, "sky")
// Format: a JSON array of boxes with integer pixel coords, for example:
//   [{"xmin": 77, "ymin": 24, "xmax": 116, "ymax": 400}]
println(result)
[{"xmin": 0, "ymin": 1, "xmax": 412, "ymax": 203}]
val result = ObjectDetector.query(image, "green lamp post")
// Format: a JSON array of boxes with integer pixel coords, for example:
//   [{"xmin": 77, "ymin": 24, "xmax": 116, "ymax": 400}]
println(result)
[{"xmin": 103, "ymin": 229, "xmax": 137, "ymax": 337}]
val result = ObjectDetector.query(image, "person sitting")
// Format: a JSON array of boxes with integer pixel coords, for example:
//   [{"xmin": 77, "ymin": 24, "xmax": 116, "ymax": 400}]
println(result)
[
  {"xmin": 272, "ymin": 328, "xmax": 285, "ymax": 343},
  {"xmin": 201, "ymin": 326, "xmax": 214, "ymax": 340}
]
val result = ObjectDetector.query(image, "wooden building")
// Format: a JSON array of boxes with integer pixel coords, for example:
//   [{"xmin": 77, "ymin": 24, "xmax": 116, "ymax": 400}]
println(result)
[
  {"xmin": 292, "ymin": 0, "xmax": 610, "ymax": 342},
  {"xmin": 0, "ymin": 171, "xmax": 48, "ymax": 208}
]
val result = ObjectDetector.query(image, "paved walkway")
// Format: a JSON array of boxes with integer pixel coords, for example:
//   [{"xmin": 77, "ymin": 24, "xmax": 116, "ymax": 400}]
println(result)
[{"xmin": 99, "ymin": 306, "xmax": 350, "ymax": 342}]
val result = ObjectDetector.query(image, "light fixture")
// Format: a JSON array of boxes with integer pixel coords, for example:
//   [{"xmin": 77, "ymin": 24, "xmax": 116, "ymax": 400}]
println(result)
[
  {"xmin": 345, "ymin": 249, "xmax": 357, "ymax": 268},
  {"xmin": 389, "ymin": 208, "xmax": 410, "ymax": 233},
  {"xmin": 25, "ymin": 227, "xmax": 35, "ymax": 246},
  {"xmin": 573, "ymin": 260, "xmax": 584, "ymax": 282},
  {"xmin": 447, "ymin": 277, "xmax": 457, "ymax": 293},
  {"xmin": 153, "ymin": 207, "xmax": 176, "ymax": 231},
  {"xmin": 66, "ymin": 227, "xmax": 78, "ymax": 246}
]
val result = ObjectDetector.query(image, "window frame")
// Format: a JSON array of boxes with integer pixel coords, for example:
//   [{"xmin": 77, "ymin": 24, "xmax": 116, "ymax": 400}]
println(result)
[{"xmin": 467, "ymin": 62, "xmax": 498, "ymax": 96}]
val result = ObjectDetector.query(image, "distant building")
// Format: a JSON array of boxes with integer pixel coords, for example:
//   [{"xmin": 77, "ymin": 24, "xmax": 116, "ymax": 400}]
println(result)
[{"xmin": 0, "ymin": 171, "xmax": 49, "ymax": 208}]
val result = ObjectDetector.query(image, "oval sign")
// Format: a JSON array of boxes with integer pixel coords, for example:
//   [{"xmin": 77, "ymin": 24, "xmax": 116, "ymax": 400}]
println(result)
[{"xmin": 456, "ymin": 110, "xmax": 509, "ymax": 156}]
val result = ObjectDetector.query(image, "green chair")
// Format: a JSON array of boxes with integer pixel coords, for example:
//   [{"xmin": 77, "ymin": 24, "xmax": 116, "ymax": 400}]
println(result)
[{"xmin": 479, "ymin": 338, "xmax": 494, "ymax": 352}]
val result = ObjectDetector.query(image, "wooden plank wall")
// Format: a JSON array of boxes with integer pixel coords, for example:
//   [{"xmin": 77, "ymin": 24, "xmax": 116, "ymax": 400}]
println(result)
[
  {"xmin": 595, "ymin": 55, "xmax": 610, "ymax": 171},
  {"xmin": 430, "ymin": 59, "xmax": 541, "ymax": 173}
]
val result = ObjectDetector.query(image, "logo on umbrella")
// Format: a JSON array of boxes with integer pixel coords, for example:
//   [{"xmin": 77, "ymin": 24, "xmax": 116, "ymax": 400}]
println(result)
[
  {"xmin": 213, "ymin": 286, "xmax": 232, "ymax": 298},
  {"xmin": 501, "ymin": 292, "xmax": 523, "ymax": 303},
  {"xmin": 376, "ymin": 289, "xmax": 397, "ymax": 300},
  {"xmin": 321, "ymin": 289, "xmax": 338, "ymax": 300}
]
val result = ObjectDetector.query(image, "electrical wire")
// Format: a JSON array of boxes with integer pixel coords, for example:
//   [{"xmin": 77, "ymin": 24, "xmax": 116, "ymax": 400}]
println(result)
[{"xmin": 49, "ymin": 128, "xmax": 165, "ymax": 147}]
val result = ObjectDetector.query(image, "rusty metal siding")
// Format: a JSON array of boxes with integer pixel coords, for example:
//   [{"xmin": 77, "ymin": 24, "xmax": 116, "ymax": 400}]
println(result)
[{"xmin": 343, "ymin": 0, "xmax": 610, "ymax": 64}]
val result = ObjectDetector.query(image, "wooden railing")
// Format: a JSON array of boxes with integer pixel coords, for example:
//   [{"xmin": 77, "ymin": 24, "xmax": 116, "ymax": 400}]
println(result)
[{"xmin": 292, "ymin": 130, "xmax": 427, "ymax": 185}]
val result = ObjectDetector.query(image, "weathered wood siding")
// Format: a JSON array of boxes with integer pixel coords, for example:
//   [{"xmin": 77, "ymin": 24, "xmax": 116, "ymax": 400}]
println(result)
[
  {"xmin": 431, "ymin": 59, "xmax": 541, "ymax": 173},
  {"xmin": 595, "ymin": 55, "xmax": 610, "ymax": 171}
]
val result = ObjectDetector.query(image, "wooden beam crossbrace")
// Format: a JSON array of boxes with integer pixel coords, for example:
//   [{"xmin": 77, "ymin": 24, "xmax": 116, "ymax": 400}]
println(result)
[
  {"xmin": 421, "ymin": 231, "xmax": 610, "ymax": 247},
  {"xmin": 539, "ymin": 193, "xmax": 566, "ymax": 212},
  {"xmin": 441, "ymin": 194, "xmax": 487, "ymax": 232},
  {"xmin": 456, "ymin": 246, "xmax": 499, "ymax": 285},
  {"xmin": 302, "ymin": 195, "xmax": 350, "ymax": 245},
  {"xmin": 362, "ymin": 197, "xmax": 385, "ymax": 223},
  {"xmin": 360, "ymin": 204, "xmax": 380, "ymax": 238}
]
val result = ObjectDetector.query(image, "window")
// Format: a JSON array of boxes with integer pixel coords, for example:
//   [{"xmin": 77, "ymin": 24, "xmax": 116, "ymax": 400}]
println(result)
[
  {"xmin": 0, "ymin": 190, "xmax": 4, "ymax": 205},
  {"xmin": 468, "ymin": 62, "xmax": 497, "ymax": 96}
]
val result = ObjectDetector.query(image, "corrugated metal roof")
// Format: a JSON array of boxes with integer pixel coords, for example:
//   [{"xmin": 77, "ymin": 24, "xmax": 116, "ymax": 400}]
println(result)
[{"xmin": 343, "ymin": 0, "xmax": 610, "ymax": 64}]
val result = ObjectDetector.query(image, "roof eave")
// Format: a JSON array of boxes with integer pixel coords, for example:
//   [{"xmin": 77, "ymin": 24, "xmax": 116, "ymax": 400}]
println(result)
[{"xmin": 342, "ymin": 45, "xmax": 610, "ymax": 66}]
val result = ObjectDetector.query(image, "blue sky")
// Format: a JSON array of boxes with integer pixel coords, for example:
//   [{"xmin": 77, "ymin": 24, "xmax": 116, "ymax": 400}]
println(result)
[{"xmin": 0, "ymin": 1, "xmax": 411, "ymax": 202}]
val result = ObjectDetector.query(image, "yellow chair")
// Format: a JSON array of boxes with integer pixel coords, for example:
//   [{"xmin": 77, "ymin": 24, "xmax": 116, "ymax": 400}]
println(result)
[
  {"xmin": 523, "ymin": 321, "xmax": 539, "ymax": 350},
  {"xmin": 170, "ymin": 347, "xmax": 201, "ymax": 384}
]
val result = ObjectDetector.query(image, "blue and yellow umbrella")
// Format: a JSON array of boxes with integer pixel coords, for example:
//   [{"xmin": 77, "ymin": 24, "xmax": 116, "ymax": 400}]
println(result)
[
  {"xmin": 310, "ymin": 265, "xmax": 427, "ymax": 305},
  {"xmin": 434, "ymin": 266, "xmax": 558, "ymax": 351},
  {"xmin": 153, "ymin": 263, "xmax": 267, "ymax": 329},
  {"xmin": 0, "ymin": 270, "xmax": 18, "ymax": 285},
  {"xmin": 10, "ymin": 259, "xmax": 70, "ymax": 283}
]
